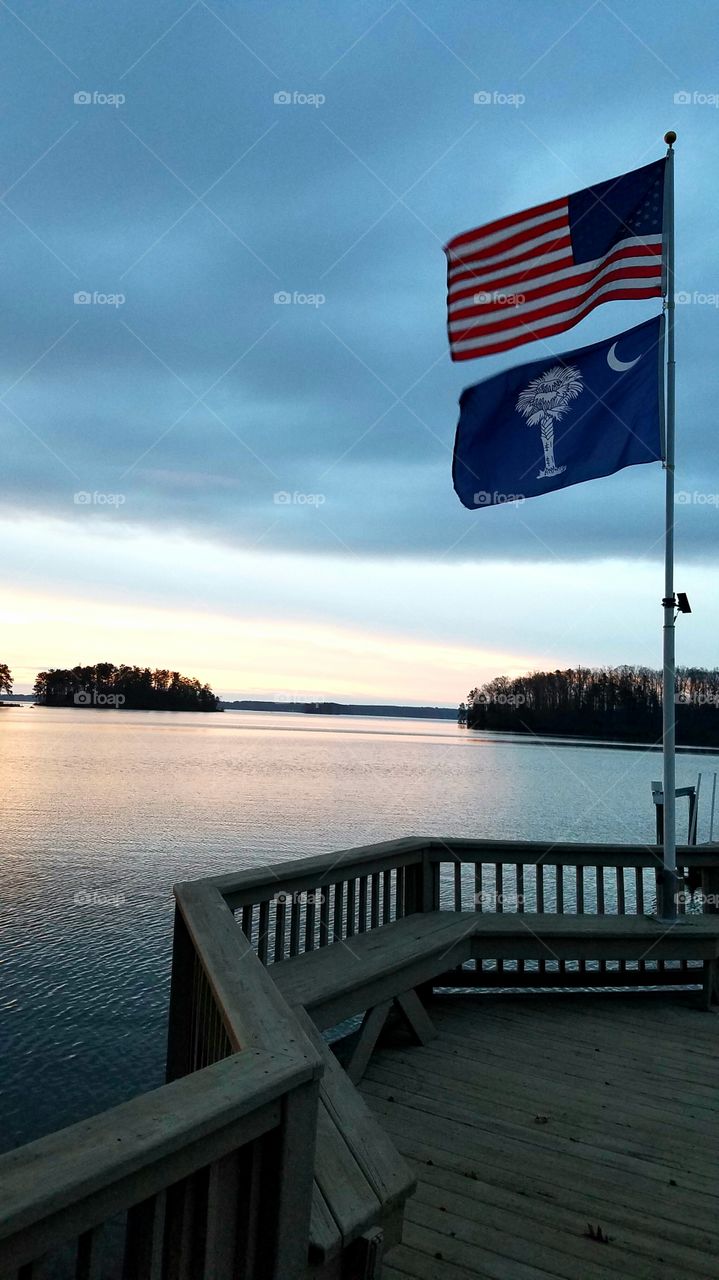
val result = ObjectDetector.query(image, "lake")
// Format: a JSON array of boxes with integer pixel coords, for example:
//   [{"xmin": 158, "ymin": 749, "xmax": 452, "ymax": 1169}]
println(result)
[{"xmin": 1, "ymin": 705, "xmax": 717, "ymax": 1150}]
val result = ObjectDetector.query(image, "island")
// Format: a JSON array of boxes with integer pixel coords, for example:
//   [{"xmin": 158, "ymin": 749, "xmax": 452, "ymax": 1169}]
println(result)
[
  {"xmin": 34, "ymin": 664, "xmax": 221, "ymax": 712},
  {"xmin": 463, "ymin": 664, "xmax": 719, "ymax": 747}
]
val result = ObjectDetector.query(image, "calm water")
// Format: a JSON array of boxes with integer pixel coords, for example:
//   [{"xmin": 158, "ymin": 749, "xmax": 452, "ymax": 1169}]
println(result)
[{"xmin": 1, "ymin": 705, "xmax": 717, "ymax": 1151}]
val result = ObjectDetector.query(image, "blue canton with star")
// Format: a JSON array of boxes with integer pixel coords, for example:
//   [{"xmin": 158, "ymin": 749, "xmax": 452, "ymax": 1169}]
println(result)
[{"xmin": 568, "ymin": 158, "xmax": 665, "ymax": 264}]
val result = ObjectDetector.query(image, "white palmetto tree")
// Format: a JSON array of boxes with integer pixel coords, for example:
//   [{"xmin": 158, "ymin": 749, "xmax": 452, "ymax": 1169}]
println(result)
[{"xmin": 515, "ymin": 364, "xmax": 583, "ymax": 478}]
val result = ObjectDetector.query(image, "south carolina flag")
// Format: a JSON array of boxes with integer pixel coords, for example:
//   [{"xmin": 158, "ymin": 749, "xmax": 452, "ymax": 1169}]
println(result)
[{"xmin": 452, "ymin": 314, "xmax": 664, "ymax": 509}]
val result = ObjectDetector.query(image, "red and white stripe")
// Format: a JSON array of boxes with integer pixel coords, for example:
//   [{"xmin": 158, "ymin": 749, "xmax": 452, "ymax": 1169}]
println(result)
[{"xmin": 445, "ymin": 197, "xmax": 663, "ymax": 361}]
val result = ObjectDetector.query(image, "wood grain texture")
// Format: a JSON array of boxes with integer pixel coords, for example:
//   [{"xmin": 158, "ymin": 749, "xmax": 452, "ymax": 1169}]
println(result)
[{"xmin": 361, "ymin": 993, "xmax": 719, "ymax": 1280}]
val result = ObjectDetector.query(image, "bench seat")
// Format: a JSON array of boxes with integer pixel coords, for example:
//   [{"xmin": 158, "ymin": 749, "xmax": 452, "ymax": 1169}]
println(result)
[
  {"xmin": 273, "ymin": 910, "xmax": 719, "ymax": 1030},
  {"xmin": 297, "ymin": 1009, "xmax": 415, "ymax": 1277},
  {"xmin": 273, "ymin": 913, "xmax": 476, "ymax": 1029}
]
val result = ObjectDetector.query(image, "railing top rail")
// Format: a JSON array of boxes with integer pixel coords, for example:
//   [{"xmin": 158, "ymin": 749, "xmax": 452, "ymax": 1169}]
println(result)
[
  {"xmin": 0, "ymin": 1049, "xmax": 307, "ymax": 1261},
  {"xmin": 176, "ymin": 883, "xmax": 324, "ymax": 1063},
  {"xmin": 178, "ymin": 838, "xmax": 719, "ymax": 909},
  {"xmin": 184, "ymin": 835, "xmax": 428, "ymax": 905},
  {"xmin": 423, "ymin": 838, "xmax": 719, "ymax": 867}
]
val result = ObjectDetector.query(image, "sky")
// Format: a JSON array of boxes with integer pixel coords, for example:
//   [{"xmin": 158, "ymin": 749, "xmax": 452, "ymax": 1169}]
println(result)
[{"xmin": 1, "ymin": 0, "xmax": 718, "ymax": 703}]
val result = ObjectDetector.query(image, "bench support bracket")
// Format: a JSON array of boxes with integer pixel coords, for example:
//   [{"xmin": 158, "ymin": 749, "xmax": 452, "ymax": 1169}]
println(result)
[{"xmin": 347, "ymin": 990, "xmax": 437, "ymax": 1083}]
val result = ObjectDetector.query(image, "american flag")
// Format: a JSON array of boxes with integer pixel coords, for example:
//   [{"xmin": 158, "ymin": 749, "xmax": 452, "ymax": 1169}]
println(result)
[{"xmin": 445, "ymin": 159, "xmax": 665, "ymax": 361}]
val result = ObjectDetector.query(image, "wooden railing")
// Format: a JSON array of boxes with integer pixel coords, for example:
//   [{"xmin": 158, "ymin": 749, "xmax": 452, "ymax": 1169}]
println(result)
[
  {"xmin": 0, "ymin": 883, "xmax": 323, "ymax": 1280},
  {"xmin": 3, "ymin": 835, "xmax": 718, "ymax": 1279},
  {"xmin": 200, "ymin": 836, "xmax": 719, "ymax": 989}
]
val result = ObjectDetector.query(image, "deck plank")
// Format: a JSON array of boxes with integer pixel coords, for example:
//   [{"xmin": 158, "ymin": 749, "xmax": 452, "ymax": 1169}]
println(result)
[{"xmin": 359, "ymin": 994, "xmax": 719, "ymax": 1280}]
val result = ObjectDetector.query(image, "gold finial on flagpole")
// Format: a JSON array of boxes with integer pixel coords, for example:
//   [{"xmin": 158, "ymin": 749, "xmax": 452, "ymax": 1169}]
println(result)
[{"xmin": 664, "ymin": 130, "xmax": 676, "ymax": 147}]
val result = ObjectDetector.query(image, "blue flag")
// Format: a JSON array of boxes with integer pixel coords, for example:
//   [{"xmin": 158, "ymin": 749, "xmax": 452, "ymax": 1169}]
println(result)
[{"xmin": 453, "ymin": 314, "xmax": 664, "ymax": 509}]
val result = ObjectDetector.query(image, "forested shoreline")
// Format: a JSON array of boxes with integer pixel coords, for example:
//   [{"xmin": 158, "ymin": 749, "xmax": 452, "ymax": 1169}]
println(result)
[
  {"xmin": 34, "ymin": 664, "xmax": 220, "ymax": 712},
  {"xmin": 461, "ymin": 666, "xmax": 719, "ymax": 747}
]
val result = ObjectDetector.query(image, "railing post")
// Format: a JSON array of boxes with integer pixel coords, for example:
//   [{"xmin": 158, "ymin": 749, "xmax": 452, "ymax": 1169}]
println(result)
[
  {"xmin": 404, "ymin": 849, "xmax": 437, "ymax": 915},
  {"xmin": 422, "ymin": 848, "xmax": 440, "ymax": 912},
  {"xmin": 166, "ymin": 903, "xmax": 196, "ymax": 1082},
  {"xmin": 267, "ymin": 1077, "xmax": 321, "ymax": 1280},
  {"xmin": 701, "ymin": 864, "xmax": 719, "ymax": 914}
]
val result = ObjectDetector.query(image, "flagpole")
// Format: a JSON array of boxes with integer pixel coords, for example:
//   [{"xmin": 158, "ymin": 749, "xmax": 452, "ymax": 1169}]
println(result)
[{"xmin": 660, "ymin": 130, "xmax": 677, "ymax": 921}]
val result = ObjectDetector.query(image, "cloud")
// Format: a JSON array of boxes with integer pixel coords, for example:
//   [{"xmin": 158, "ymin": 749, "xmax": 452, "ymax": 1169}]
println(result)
[{"xmin": 1, "ymin": 0, "xmax": 718, "ymax": 575}]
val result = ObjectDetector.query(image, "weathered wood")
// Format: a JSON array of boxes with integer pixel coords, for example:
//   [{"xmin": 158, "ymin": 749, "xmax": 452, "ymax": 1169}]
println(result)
[
  {"xmin": 194, "ymin": 838, "xmax": 719, "ymax": 915},
  {"xmin": 123, "ymin": 1194, "xmax": 165, "ymax": 1280},
  {"xmin": 196, "ymin": 837, "xmax": 427, "ymax": 908},
  {"xmin": 309, "ymin": 1183, "xmax": 342, "ymax": 1265},
  {"xmin": 319, "ymin": 885, "xmax": 331, "ymax": 947},
  {"xmin": 394, "ymin": 990, "xmax": 437, "ymax": 1046},
  {"xmin": 166, "ymin": 905, "xmax": 198, "ymax": 1082},
  {"xmin": 202, "ymin": 1153, "xmax": 241, "ymax": 1280},
  {"xmin": 362, "ymin": 995, "xmax": 719, "ymax": 1280},
  {"xmin": 76, "ymin": 1226, "xmax": 104, "ymax": 1280},
  {"xmin": 0, "ymin": 1052, "xmax": 303, "ymax": 1273},
  {"xmin": 274, "ymin": 893, "xmax": 287, "ymax": 963},
  {"xmin": 333, "ymin": 880, "xmax": 344, "ymax": 941},
  {"xmin": 430, "ymin": 965, "xmax": 702, "ymax": 990},
  {"xmin": 174, "ymin": 884, "xmax": 322, "ymax": 1061},
  {"xmin": 273, "ymin": 914, "xmax": 475, "ymax": 1030},
  {"xmin": 347, "ymin": 1001, "xmax": 394, "ymax": 1084},
  {"xmin": 370, "ymin": 872, "xmax": 380, "ymax": 930},
  {"xmin": 295, "ymin": 1008, "xmax": 415, "ymax": 1214},
  {"xmin": 313, "ymin": 1099, "xmax": 381, "ymax": 1241},
  {"xmin": 273, "ymin": 909, "xmax": 719, "ymax": 1028},
  {"xmin": 269, "ymin": 1078, "xmax": 321, "ymax": 1280},
  {"xmin": 257, "ymin": 900, "xmax": 270, "ymax": 965}
]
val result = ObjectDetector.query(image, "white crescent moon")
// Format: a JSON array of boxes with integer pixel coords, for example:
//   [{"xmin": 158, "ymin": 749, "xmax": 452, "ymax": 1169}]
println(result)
[{"xmin": 607, "ymin": 342, "xmax": 640, "ymax": 372}]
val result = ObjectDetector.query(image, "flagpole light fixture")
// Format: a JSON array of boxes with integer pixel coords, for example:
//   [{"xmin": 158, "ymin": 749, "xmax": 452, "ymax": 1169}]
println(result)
[{"xmin": 662, "ymin": 592, "xmax": 691, "ymax": 616}]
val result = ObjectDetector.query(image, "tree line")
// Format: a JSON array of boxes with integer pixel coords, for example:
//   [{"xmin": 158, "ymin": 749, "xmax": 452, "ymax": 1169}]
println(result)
[
  {"xmin": 462, "ymin": 665, "xmax": 719, "ymax": 746},
  {"xmin": 34, "ymin": 664, "xmax": 220, "ymax": 712}
]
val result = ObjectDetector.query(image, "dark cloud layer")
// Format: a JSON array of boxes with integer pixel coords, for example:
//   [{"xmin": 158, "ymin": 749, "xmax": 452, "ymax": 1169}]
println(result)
[{"xmin": 1, "ymin": 0, "xmax": 718, "ymax": 565}]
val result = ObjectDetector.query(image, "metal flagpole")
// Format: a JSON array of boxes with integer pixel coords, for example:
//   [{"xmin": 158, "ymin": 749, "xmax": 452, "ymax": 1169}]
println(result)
[{"xmin": 660, "ymin": 130, "xmax": 677, "ymax": 921}]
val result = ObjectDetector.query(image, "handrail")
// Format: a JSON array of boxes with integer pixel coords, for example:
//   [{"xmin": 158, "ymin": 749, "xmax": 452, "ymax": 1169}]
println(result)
[
  {"xmin": 195, "ymin": 835, "xmax": 428, "ymax": 905},
  {"xmin": 198, "ymin": 837, "xmax": 719, "ymax": 904},
  {"xmin": 165, "ymin": 881, "xmax": 324, "ymax": 1280},
  {"xmin": 171, "ymin": 882, "xmax": 322, "ymax": 1061},
  {"xmin": 0, "ymin": 1050, "xmax": 313, "ymax": 1276},
  {"xmin": 0, "ymin": 881, "xmax": 325, "ymax": 1280},
  {"xmin": 201, "ymin": 837, "xmax": 719, "ymax": 990}
]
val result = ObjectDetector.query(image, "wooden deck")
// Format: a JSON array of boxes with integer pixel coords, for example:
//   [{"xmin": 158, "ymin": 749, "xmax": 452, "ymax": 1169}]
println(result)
[{"xmin": 360, "ymin": 992, "xmax": 719, "ymax": 1280}]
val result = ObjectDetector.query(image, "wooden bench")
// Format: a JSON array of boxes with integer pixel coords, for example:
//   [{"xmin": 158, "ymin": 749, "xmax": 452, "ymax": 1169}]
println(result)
[
  {"xmin": 297, "ymin": 1010, "xmax": 416, "ymax": 1279},
  {"xmin": 273, "ymin": 911, "xmax": 719, "ymax": 1083}
]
